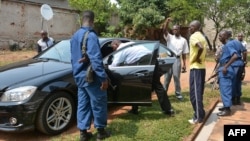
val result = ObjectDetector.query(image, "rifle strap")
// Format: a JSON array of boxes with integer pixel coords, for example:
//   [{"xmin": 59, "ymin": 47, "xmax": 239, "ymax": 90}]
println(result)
[{"xmin": 82, "ymin": 31, "xmax": 90, "ymax": 55}]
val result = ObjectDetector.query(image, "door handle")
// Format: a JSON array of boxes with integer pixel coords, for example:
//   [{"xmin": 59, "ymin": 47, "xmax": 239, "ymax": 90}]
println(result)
[{"xmin": 135, "ymin": 73, "xmax": 145, "ymax": 77}]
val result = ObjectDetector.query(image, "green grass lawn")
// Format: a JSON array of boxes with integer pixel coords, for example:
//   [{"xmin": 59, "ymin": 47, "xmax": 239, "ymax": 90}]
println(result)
[{"xmin": 50, "ymin": 85, "xmax": 250, "ymax": 141}]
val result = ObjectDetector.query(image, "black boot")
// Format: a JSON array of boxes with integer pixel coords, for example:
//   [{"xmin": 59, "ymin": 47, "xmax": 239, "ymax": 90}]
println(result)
[
  {"xmin": 96, "ymin": 128, "xmax": 111, "ymax": 141},
  {"xmin": 128, "ymin": 105, "xmax": 139, "ymax": 114},
  {"xmin": 217, "ymin": 107, "xmax": 231, "ymax": 116},
  {"xmin": 218, "ymin": 107, "xmax": 225, "ymax": 111},
  {"xmin": 80, "ymin": 130, "xmax": 92, "ymax": 141},
  {"xmin": 163, "ymin": 108, "xmax": 175, "ymax": 117},
  {"xmin": 232, "ymin": 97, "xmax": 236, "ymax": 105}
]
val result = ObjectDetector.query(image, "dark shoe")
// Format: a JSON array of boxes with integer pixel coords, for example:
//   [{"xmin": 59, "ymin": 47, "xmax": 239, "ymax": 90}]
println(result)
[
  {"xmin": 218, "ymin": 107, "xmax": 225, "ymax": 111},
  {"xmin": 236, "ymin": 96, "xmax": 241, "ymax": 105},
  {"xmin": 128, "ymin": 106, "xmax": 139, "ymax": 115},
  {"xmin": 217, "ymin": 108, "xmax": 231, "ymax": 116},
  {"xmin": 163, "ymin": 109, "xmax": 175, "ymax": 117},
  {"xmin": 96, "ymin": 128, "xmax": 111, "ymax": 141},
  {"xmin": 80, "ymin": 130, "xmax": 93, "ymax": 141},
  {"xmin": 175, "ymin": 93, "xmax": 183, "ymax": 101}
]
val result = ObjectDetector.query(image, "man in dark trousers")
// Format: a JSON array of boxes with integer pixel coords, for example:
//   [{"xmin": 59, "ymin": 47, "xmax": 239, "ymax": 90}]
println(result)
[
  {"xmin": 227, "ymin": 31, "xmax": 247, "ymax": 106},
  {"xmin": 70, "ymin": 10, "xmax": 110, "ymax": 141},
  {"xmin": 188, "ymin": 20, "xmax": 207, "ymax": 124},
  {"xmin": 128, "ymin": 60, "xmax": 175, "ymax": 116}
]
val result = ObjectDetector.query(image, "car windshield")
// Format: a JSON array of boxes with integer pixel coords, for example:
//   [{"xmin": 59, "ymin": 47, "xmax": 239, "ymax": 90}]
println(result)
[{"xmin": 37, "ymin": 40, "xmax": 71, "ymax": 63}]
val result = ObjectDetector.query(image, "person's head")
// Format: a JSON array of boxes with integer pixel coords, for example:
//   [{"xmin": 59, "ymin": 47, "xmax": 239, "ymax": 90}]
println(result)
[
  {"xmin": 237, "ymin": 33, "xmax": 244, "ymax": 41},
  {"xmin": 172, "ymin": 25, "xmax": 181, "ymax": 37},
  {"xmin": 111, "ymin": 39, "xmax": 122, "ymax": 51},
  {"xmin": 82, "ymin": 10, "xmax": 95, "ymax": 27},
  {"xmin": 40, "ymin": 30, "xmax": 48, "ymax": 40},
  {"xmin": 188, "ymin": 20, "xmax": 201, "ymax": 34},
  {"xmin": 218, "ymin": 30, "xmax": 229, "ymax": 44},
  {"xmin": 227, "ymin": 30, "xmax": 232, "ymax": 39}
]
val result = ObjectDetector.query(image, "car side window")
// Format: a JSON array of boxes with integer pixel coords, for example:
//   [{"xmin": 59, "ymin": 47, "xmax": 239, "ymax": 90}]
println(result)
[
  {"xmin": 111, "ymin": 42, "xmax": 156, "ymax": 66},
  {"xmin": 101, "ymin": 42, "xmax": 113, "ymax": 58},
  {"xmin": 158, "ymin": 44, "xmax": 175, "ymax": 59},
  {"xmin": 38, "ymin": 40, "xmax": 71, "ymax": 63},
  {"xmin": 101, "ymin": 39, "xmax": 131, "ymax": 58}
]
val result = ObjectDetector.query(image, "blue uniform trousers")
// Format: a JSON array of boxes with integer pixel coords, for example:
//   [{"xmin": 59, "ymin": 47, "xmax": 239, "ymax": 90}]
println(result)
[
  {"xmin": 189, "ymin": 69, "xmax": 206, "ymax": 121},
  {"xmin": 218, "ymin": 69, "xmax": 234, "ymax": 107},
  {"xmin": 77, "ymin": 83, "xmax": 108, "ymax": 130},
  {"xmin": 232, "ymin": 66, "xmax": 243, "ymax": 97}
]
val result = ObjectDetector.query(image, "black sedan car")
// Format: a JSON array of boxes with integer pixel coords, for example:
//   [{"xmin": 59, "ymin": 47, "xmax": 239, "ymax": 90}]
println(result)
[{"xmin": 0, "ymin": 38, "xmax": 176, "ymax": 135}]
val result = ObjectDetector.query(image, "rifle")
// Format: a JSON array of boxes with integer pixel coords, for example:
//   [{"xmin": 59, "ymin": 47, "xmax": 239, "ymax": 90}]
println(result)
[{"xmin": 206, "ymin": 61, "xmax": 220, "ymax": 91}]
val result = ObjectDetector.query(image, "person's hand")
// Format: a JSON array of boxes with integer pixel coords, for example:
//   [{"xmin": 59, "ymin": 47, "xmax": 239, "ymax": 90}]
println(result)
[
  {"xmin": 100, "ymin": 79, "xmax": 109, "ymax": 90},
  {"xmin": 222, "ymin": 67, "xmax": 227, "ymax": 75},
  {"xmin": 181, "ymin": 66, "xmax": 186, "ymax": 73},
  {"xmin": 191, "ymin": 58, "xmax": 201, "ymax": 64},
  {"xmin": 78, "ymin": 57, "xmax": 88, "ymax": 63}
]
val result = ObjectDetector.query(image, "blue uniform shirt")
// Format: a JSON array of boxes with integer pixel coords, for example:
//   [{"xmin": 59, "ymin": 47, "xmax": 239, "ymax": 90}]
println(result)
[
  {"xmin": 70, "ymin": 27, "xmax": 107, "ymax": 87},
  {"xmin": 218, "ymin": 43, "xmax": 236, "ymax": 76},
  {"xmin": 227, "ymin": 39, "xmax": 246, "ymax": 67}
]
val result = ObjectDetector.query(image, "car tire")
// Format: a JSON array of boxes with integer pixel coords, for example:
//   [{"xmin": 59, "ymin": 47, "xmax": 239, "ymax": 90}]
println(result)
[{"xmin": 35, "ymin": 91, "xmax": 76, "ymax": 135}]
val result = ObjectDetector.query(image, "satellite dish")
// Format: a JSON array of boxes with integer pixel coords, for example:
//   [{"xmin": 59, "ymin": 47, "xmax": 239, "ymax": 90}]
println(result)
[{"xmin": 40, "ymin": 4, "xmax": 53, "ymax": 20}]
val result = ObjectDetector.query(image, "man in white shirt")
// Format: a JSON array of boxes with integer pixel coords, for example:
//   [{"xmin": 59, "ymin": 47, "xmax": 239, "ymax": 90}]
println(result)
[
  {"xmin": 237, "ymin": 33, "xmax": 247, "ymax": 50},
  {"xmin": 110, "ymin": 39, "xmax": 175, "ymax": 116},
  {"xmin": 37, "ymin": 30, "xmax": 54, "ymax": 53},
  {"xmin": 110, "ymin": 40, "xmax": 151, "ymax": 66},
  {"xmin": 162, "ymin": 17, "xmax": 189, "ymax": 101}
]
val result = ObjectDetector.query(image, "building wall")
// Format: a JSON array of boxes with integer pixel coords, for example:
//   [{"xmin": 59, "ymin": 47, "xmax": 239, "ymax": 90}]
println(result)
[{"xmin": 0, "ymin": 0, "xmax": 79, "ymax": 50}]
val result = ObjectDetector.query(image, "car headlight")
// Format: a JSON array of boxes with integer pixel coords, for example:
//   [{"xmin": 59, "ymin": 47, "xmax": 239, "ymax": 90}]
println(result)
[{"xmin": 1, "ymin": 86, "xmax": 37, "ymax": 102}]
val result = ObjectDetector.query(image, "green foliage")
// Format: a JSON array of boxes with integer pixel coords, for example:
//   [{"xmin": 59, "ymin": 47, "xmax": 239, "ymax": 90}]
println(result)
[
  {"xmin": 117, "ymin": 0, "xmax": 166, "ymax": 39},
  {"xmin": 165, "ymin": 0, "xmax": 204, "ymax": 26},
  {"xmin": 118, "ymin": 0, "xmax": 165, "ymax": 25},
  {"xmin": 200, "ymin": 0, "xmax": 250, "ymax": 51},
  {"xmin": 68, "ymin": 0, "xmax": 250, "ymax": 41},
  {"xmin": 100, "ymin": 25, "xmax": 123, "ymax": 37},
  {"xmin": 68, "ymin": 0, "xmax": 117, "ymax": 35}
]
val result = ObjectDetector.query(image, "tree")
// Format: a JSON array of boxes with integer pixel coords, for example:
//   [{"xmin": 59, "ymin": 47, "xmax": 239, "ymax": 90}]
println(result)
[
  {"xmin": 117, "ymin": 0, "xmax": 166, "ymax": 39},
  {"xmin": 68, "ymin": 0, "xmax": 117, "ymax": 35},
  {"xmin": 117, "ymin": 0, "xmax": 205, "ymax": 40},
  {"xmin": 165, "ymin": 0, "xmax": 204, "ymax": 26},
  {"xmin": 201, "ymin": 0, "xmax": 250, "ymax": 51}
]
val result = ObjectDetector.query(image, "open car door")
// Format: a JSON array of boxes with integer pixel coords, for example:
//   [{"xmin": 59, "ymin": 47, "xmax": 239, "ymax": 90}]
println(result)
[{"xmin": 103, "ymin": 41, "xmax": 176, "ymax": 106}]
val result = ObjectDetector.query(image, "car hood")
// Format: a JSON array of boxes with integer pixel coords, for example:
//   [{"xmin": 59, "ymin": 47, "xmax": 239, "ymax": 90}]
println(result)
[{"xmin": 0, "ymin": 59, "xmax": 72, "ymax": 90}]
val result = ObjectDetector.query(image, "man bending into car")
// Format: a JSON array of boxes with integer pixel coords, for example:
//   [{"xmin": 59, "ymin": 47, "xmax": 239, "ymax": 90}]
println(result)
[
  {"xmin": 109, "ymin": 40, "xmax": 151, "ymax": 66},
  {"xmin": 110, "ymin": 40, "xmax": 175, "ymax": 116}
]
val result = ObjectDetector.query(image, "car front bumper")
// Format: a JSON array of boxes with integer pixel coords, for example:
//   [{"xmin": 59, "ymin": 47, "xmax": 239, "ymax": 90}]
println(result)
[{"xmin": 0, "ymin": 101, "xmax": 39, "ymax": 132}]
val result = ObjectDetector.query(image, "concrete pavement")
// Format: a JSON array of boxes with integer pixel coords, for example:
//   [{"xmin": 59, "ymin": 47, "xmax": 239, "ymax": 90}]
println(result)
[{"xmin": 194, "ymin": 102, "xmax": 250, "ymax": 141}]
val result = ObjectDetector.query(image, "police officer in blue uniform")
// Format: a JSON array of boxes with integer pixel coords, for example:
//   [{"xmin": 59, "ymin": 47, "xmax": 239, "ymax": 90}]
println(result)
[
  {"xmin": 70, "ymin": 10, "xmax": 110, "ymax": 141},
  {"xmin": 227, "ymin": 33, "xmax": 247, "ymax": 105},
  {"xmin": 217, "ymin": 30, "xmax": 239, "ymax": 116}
]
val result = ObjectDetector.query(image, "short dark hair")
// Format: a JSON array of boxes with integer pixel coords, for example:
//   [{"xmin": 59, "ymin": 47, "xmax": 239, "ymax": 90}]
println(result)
[
  {"xmin": 82, "ymin": 10, "xmax": 95, "ymax": 22},
  {"xmin": 227, "ymin": 30, "xmax": 232, "ymax": 38}
]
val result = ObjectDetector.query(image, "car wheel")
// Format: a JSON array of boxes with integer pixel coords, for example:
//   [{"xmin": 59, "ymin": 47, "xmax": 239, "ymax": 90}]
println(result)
[{"xmin": 36, "ymin": 91, "xmax": 76, "ymax": 135}]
